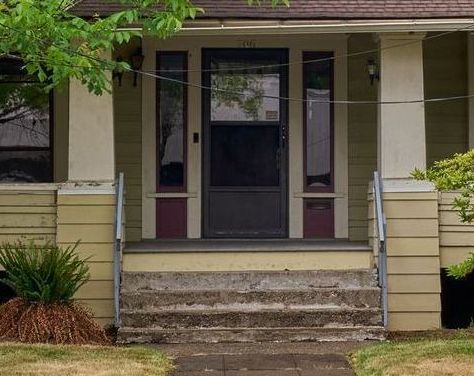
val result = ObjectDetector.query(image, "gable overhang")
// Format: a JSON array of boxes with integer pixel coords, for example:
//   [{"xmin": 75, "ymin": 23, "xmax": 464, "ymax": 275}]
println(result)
[{"xmin": 119, "ymin": 18, "xmax": 474, "ymax": 36}]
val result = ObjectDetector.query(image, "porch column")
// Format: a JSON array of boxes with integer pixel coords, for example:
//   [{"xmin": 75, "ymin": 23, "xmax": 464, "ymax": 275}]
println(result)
[
  {"xmin": 377, "ymin": 33, "xmax": 426, "ymax": 178},
  {"xmin": 56, "ymin": 57, "xmax": 116, "ymax": 325},
  {"xmin": 374, "ymin": 33, "xmax": 441, "ymax": 331},
  {"xmin": 68, "ymin": 79, "xmax": 115, "ymax": 182},
  {"xmin": 468, "ymin": 32, "xmax": 474, "ymax": 149}
]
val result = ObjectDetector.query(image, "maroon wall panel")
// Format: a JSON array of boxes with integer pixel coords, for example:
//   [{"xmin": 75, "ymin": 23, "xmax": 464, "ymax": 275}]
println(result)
[
  {"xmin": 303, "ymin": 199, "xmax": 335, "ymax": 238},
  {"xmin": 156, "ymin": 198, "xmax": 187, "ymax": 238}
]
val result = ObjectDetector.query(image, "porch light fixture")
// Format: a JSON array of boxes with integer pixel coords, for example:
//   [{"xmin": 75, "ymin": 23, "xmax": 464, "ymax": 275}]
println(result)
[
  {"xmin": 131, "ymin": 48, "xmax": 145, "ymax": 87},
  {"xmin": 112, "ymin": 57, "xmax": 124, "ymax": 87},
  {"xmin": 367, "ymin": 58, "xmax": 379, "ymax": 86}
]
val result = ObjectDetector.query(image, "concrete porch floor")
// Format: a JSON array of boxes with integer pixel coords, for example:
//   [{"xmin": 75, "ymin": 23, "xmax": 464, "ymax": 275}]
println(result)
[{"xmin": 124, "ymin": 239, "xmax": 371, "ymax": 253}]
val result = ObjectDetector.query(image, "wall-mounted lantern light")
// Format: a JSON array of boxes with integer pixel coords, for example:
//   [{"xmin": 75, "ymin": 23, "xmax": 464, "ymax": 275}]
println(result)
[
  {"xmin": 131, "ymin": 48, "xmax": 145, "ymax": 87},
  {"xmin": 367, "ymin": 58, "xmax": 380, "ymax": 86}
]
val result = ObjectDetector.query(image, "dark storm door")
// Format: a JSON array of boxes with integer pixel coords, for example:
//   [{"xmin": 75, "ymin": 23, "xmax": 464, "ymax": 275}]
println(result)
[{"xmin": 202, "ymin": 49, "xmax": 288, "ymax": 238}]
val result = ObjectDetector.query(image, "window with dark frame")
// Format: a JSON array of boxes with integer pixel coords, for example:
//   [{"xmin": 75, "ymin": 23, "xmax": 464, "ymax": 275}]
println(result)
[
  {"xmin": 303, "ymin": 52, "xmax": 335, "ymax": 239},
  {"xmin": 0, "ymin": 58, "xmax": 53, "ymax": 182},
  {"xmin": 155, "ymin": 51, "xmax": 188, "ymax": 239},
  {"xmin": 156, "ymin": 52, "xmax": 187, "ymax": 192},
  {"xmin": 303, "ymin": 52, "xmax": 334, "ymax": 193}
]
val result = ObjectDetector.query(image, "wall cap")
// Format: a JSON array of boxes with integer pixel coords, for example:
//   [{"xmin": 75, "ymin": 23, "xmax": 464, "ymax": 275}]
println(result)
[
  {"xmin": 368, "ymin": 178, "xmax": 435, "ymax": 193},
  {"xmin": 58, "ymin": 181, "xmax": 115, "ymax": 195}
]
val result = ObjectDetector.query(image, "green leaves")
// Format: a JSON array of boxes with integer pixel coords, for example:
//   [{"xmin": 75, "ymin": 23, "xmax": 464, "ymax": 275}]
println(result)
[
  {"xmin": 0, "ymin": 1, "xmax": 290, "ymax": 95},
  {"xmin": 447, "ymin": 253, "xmax": 474, "ymax": 280},
  {"xmin": 412, "ymin": 149, "xmax": 474, "ymax": 224},
  {"xmin": 0, "ymin": 241, "xmax": 90, "ymax": 304},
  {"xmin": 413, "ymin": 149, "xmax": 474, "ymax": 278}
]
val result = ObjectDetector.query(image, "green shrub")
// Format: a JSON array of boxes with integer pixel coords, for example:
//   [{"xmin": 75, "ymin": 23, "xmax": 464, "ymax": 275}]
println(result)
[
  {"xmin": 413, "ymin": 150, "xmax": 474, "ymax": 278},
  {"xmin": 447, "ymin": 252, "xmax": 474, "ymax": 280},
  {"xmin": 0, "ymin": 241, "xmax": 90, "ymax": 304}
]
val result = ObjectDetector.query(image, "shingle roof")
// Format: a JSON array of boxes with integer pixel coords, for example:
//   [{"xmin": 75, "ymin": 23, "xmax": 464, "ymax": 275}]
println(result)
[{"xmin": 72, "ymin": 0, "xmax": 474, "ymax": 19}]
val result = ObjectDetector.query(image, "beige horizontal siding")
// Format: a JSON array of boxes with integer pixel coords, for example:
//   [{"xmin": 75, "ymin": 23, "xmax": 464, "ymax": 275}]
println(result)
[
  {"xmin": 0, "ymin": 190, "xmax": 57, "ymax": 245},
  {"xmin": 348, "ymin": 34, "xmax": 378, "ymax": 241},
  {"xmin": 369, "ymin": 190, "xmax": 441, "ymax": 331},
  {"xmin": 424, "ymin": 32, "xmax": 468, "ymax": 167},
  {"xmin": 439, "ymin": 191, "xmax": 474, "ymax": 267},
  {"xmin": 56, "ymin": 193, "xmax": 115, "ymax": 323},
  {"xmin": 114, "ymin": 40, "xmax": 143, "ymax": 243}
]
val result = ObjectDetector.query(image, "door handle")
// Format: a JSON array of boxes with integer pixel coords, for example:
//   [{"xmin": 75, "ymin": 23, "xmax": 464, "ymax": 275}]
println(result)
[{"xmin": 276, "ymin": 148, "xmax": 281, "ymax": 170}]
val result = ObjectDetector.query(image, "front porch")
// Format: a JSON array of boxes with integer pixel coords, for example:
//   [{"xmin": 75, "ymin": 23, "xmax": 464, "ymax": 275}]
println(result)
[{"xmin": 1, "ymin": 27, "xmax": 474, "ymax": 333}]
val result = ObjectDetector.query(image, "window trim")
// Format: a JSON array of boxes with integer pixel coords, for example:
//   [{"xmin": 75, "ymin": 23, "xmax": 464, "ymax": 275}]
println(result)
[
  {"xmin": 155, "ymin": 51, "xmax": 188, "ymax": 193},
  {"xmin": 0, "ymin": 60, "xmax": 54, "ymax": 182},
  {"xmin": 302, "ymin": 51, "xmax": 334, "ymax": 193}
]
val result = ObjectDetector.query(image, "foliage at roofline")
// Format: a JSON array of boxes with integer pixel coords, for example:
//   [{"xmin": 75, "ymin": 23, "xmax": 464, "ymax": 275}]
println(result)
[{"xmin": 0, "ymin": 0, "xmax": 289, "ymax": 95}]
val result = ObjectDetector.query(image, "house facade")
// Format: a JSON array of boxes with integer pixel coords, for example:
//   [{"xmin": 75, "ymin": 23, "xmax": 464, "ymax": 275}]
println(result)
[{"xmin": 1, "ymin": 1, "xmax": 474, "ymax": 340}]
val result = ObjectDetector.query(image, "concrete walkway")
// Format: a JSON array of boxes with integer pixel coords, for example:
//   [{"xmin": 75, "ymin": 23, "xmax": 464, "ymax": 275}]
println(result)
[{"xmin": 161, "ymin": 342, "xmax": 366, "ymax": 376}]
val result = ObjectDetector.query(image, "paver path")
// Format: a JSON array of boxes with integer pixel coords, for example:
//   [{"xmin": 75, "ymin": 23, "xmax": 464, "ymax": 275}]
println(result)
[
  {"xmin": 171, "ymin": 353, "xmax": 354, "ymax": 375},
  {"xmin": 162, "ymin": 342, "xmax": 365, "ymax": 376}
]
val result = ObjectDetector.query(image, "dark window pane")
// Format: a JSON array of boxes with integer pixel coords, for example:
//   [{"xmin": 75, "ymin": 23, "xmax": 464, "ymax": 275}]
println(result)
[
  {"xmin": 157, "ymin": 53, "xmax": 186, "ymax": 189},
  {"xmin": 0, "ymin": 150, "xmax": 51, "ymax": 182},
  {"xmin": 210, "ymin": 59, "xmax": 280, "ymax": 122},
  {"xmin": 0, "ymin": 83, "xmax": 50, "ymax": 148},
  {"xmin": 304, "ymin": 55, "xmax": 333, "ymax": 190},
  {"xmin": 210, "ymin": 125, "xmax": 279, "ymax": 186},
  {"xmin": 0, "ymin": 58, "xmax": 52, "ymax": 183}
]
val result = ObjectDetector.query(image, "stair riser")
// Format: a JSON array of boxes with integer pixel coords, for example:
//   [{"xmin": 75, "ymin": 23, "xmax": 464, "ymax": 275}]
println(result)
[
  {"xmin": 118, "ymin": 327, "xmax": 385, "ymax": 344},
  {"xmin": 122, "ymin": 270, "xmax": 378, "ymax": 292},
  {"xmin": 121, "ymin": 289, "xmax": 381, "ymax": 311},
  {"xmin": 121, "ymin": 309, "xmax": 382, "ymax": 329}
]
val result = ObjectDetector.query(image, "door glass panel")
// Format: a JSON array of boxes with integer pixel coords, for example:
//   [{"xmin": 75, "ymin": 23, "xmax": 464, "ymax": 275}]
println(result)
[
  {"xmin": 304, "ymin": 55, "xmax": 333, "ymax": 190},
  {"xmin": 210, "ymin": 125, "xmax": 279, "ymax": 186},
  {"xmin": 210, "ymin": 59, "xmax": 280, "ymax": 122}
]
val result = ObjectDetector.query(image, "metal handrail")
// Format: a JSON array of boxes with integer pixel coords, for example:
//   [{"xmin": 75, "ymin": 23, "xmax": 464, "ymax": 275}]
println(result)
[
  {"xmin": 373, "ymin": 171, "xmax": 388, "ymax": 328},
  {"xmin": 113, "ymin": 172, "xmax": 125, "ymax": 326}
]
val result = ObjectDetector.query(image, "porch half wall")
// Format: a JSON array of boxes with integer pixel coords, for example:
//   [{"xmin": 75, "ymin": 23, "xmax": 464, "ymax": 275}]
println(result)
[{"xmin": 0, "ymin": 185, "xmax": 116, "ymax": 326}]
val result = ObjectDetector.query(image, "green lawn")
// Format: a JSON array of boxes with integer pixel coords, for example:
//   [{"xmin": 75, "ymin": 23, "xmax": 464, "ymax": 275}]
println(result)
[
  {"xmin": 0, "ymin": 342, "xmax": 173, "ymax": 376},
  {"xmin": 351, "ymin": 334, "xmax": 474, "ymax": 376}
]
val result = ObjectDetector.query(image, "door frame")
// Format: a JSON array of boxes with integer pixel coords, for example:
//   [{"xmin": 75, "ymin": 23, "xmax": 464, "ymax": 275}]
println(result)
[{"xmin": 201, "ymin": 48, "xmax": 289, "ymax": 238}]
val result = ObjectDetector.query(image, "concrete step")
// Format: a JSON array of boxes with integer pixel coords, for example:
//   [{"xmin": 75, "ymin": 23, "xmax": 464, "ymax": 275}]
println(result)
[
  {"xmin": 121, "ymin": 269, "xmax": 378, "ymax": 292},
  {"xmin": 121, "ymin": 288, "xmax": 381, "ymax": 311},
  {"xmin": 117, "ymin": 326, "xmax": 386, "ymax": 344},
  {"xmin": 120, "ymin": 307, "xmax": 383, "ymax": 329}
]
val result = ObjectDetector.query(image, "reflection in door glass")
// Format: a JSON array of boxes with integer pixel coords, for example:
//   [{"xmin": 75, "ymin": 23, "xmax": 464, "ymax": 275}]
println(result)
[{"xmin": 210, "ymin": 60, "xmax": 280, "ymax": 122}]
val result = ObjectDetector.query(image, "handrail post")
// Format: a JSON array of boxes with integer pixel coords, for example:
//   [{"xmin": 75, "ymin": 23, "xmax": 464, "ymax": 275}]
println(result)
[
  {"xmin": 373, "ymin": 171, "xmax": 388, "ymax": 329},
  {"xmin": 114, "ymin": 172, "xmax": 125, "ymax": 327}
]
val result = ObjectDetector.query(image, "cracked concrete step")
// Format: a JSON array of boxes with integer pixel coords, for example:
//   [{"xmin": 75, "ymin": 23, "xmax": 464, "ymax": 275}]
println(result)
[
  {"xmin": 117, "ymin": 326, "xmax": 386, "ymax": 344},
  {"xmin": 122, "ymin": 270, "xmax": 378, "ymax": 292},
  {"xmin": 121, "ymin": 288, "xmax": 381, "ymax": 311},
  {"xmin": 120, "ymin": 307, "xmax": 383, "ymax": 329}
]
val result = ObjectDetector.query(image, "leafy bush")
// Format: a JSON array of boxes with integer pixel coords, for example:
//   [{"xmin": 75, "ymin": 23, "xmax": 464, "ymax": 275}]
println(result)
[
  {"xmin": 0, "ymin": 241, "xmax": 89, "ymax": 303},
  {"xmin": 413, "ymin": 150, "xmax": 474, "ymax": 278},
  {"xmin": 412, "ymin": 149, "xmax": 474, "ymax": 223},
  {"xmin": 447, "ymin": 253, "xmax": 474, "ymax": 280}
]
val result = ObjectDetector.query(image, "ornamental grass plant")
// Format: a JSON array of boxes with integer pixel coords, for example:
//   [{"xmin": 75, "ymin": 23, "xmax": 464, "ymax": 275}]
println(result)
[{"xmin": 0, "ymin": 242, "xmax": 109, "ymax": 345}]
